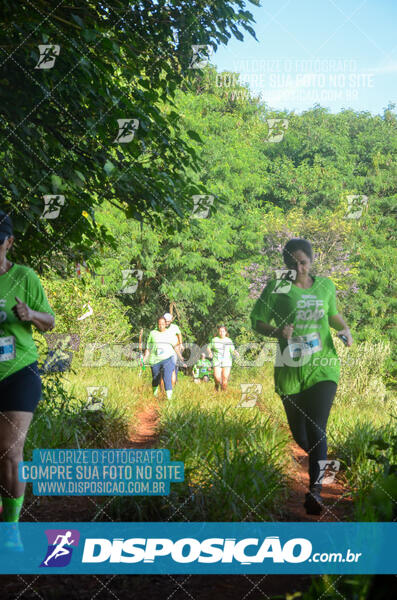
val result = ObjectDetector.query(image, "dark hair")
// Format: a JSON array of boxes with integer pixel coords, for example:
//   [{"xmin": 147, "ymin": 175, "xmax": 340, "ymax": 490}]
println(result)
[
  {"xmin": 217, "ymin": 324, "xmax": 228, "ymax": 333},
  {"xmin": 282, "ymin": 238, "xmax": 313, "ymax": 269}
]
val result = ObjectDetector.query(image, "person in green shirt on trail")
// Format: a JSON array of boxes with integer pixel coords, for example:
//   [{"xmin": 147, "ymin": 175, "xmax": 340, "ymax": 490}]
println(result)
[
  {"xmin": 163, "ymin": 312, "xmax": 183, "ymax": 387},
  {"xmin": 143, "ymin": 316, "xmax": 186, "ymax": 400},
  {"xmin": 0, "ymin": 210, "xmax": 55, "ymax": 546},
  {"xmin": 250, "ymin": 238, "xmax": 353, "ymax": 515},
  {"xmin": 192, "ymin": 352, "xmax": 212, "ymax": 383},
  {"xmin": 208, "ymin": 325, "xmax": 239, "ymax": 392}
]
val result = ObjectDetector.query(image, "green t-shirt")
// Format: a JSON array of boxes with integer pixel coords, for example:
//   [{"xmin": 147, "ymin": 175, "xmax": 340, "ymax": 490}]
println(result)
[
  {"xmin": 209, "ymin": 336, "xmax": 235, "ymax": 367},
  {"xmin": 0, "ymin": 264, "xmax": 55, "ymax": 381},
  {"xmin": 194, "ymin": 358, "xmax": 211, "ymax": 377},
  {"xmin": 250, "ymin": 275, "xmax": 340, "ymax": 395},
  {"xmin": 146, "ymin": 329, "xmax": 176, "ymax": 365}
]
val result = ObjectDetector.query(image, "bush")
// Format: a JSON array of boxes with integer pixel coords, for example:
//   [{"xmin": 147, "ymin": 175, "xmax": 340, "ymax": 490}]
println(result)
[{"xmin": 335, "ymin": 337, "xmax": 391, "ymax": 403}]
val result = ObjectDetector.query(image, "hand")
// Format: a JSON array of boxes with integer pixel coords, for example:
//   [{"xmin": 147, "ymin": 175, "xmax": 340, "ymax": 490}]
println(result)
[
  {"xmin": 337, "ymin": 328, "xmax": 353, "ymax": 347},
  {"xmin": 12, "ymin": 296, "xmax": 33, "ymax": 322},
  {"xmin": 280, "ymin": 324, "xmax": 294, "ymax": 339}
]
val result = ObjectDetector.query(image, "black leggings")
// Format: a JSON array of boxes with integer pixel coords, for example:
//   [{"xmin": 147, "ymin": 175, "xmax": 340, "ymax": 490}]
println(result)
[
  {"xmin": 0, "ymin": 362, "xmax": 42, "ymax": 412},
  {"xmin": 281, "ymin": 380, "xmax": 337, "ymax": 490}
]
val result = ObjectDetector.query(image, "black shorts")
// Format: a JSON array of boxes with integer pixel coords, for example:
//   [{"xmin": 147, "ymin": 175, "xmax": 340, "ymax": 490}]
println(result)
[{"xmin": 0, "ymin": 362, "xmax": 42, "ymax": 412}]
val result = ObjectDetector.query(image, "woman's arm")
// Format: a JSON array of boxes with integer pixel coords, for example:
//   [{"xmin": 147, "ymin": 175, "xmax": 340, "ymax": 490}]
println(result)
[
  {"xmin": 173, "ymin": 343, "xmax": 186, "ymax": 366},
  {"xmin": 328, "ymin": 313, "xmax": 353, "ymax": 346},
  {"xmin": 255, "ymin": 320, "xmax": 294, "ymax": 339},
  {"xmin": 12, "ymin": 297, "xmax": 55, "ymax": 331},
  {"xmin": 176, "ymin": 333, "xmax": 183, "ymax": 350},
  {"xmin": 142, "ymin": 348, "xmax": 150, "ymax": 363},
  {"xmin": 31, "ymin": 310, "xmax": 55, "ymax": 332}
]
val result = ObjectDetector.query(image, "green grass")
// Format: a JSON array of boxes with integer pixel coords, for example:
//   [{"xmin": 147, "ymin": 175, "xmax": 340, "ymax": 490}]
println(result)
[
  {"xmin": 109, "ymin": 372, "xmax": 290, "ymax": 521},
  {"xmin": 25, "ymin": 342, "xmax": 396, "ymax": 528},
  {"xmin": 25, "ymin": 366, "xmax": 145, "ymax": 459},
  {"xmin": 23, "ymin": 350, "xmax": 397, "ymax": 599}
]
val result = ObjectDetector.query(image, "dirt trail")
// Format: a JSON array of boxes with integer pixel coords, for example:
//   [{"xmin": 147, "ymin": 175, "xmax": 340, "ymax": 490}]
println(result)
[
  {"xmin": 8, "ymin": 397, "xmax": 357, "ymax": 599},
  {"xmin": 282, "ymin": 439, "xmax": 354, "ymax": 521},
  {"xmin": 126, "ymin": 400, "xmax": 161, "ymax": 448},
  {"xmin": 23, "ymin": 400, "xmax": 163, "ymax": 523}
]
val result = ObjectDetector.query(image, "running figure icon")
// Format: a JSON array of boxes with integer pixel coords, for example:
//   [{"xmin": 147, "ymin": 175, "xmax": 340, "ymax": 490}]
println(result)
[{"xmin": 43, "ymin": 531, "xmax": 75, "ymax": 565}]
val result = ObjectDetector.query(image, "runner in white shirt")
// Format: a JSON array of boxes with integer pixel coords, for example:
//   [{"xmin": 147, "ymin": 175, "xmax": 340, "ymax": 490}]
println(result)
[
  {"xmin": 208, "ymin": 325, "xmax": 239, "ymax": 392},
  {"xmin": 163, "ymin": 312, "xmax": 183, "ymax": 386},
  {"xmin": 143, "ymin": 317, "xmax": 185, "ymax": 399}
]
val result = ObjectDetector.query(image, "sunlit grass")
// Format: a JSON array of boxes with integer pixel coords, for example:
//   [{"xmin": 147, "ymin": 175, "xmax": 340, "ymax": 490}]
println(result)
[{"xmin": 24, "ymin": 348, "xmax": 396, "ymax": 525}]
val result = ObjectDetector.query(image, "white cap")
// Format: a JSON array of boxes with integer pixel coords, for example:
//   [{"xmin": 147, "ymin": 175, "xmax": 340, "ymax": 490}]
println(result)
[{"xmin": 163, "ymin": 312, "xmax": 173, "ymax": 321}]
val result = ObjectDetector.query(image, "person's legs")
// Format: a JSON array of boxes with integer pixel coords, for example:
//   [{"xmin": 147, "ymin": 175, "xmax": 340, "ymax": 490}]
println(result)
[
  {"xmin": 0, "ymin": 411, "xmax": 33, "ymax": 520},
  {"xmin": 281, "ymin": 392, "xmax": 310, "ymax": 452},
  {"xmin": 213, "ymin": 366, "xmax": 221, "ymax": 391},
  {"xmin": 150, "ymin": 362, "xmax": 162, "ymax": 396},
  {"xmin": 171, "ymin": 355, "xmax": 179, "ymax": 387},
  {"xmin": 300, "ymin": 381, "xmax": 337, "ymax": 491},
  {"xmin": 220, "ymin": 366, "xmax": 231, "ymax": 391},
  {"xmin": 0, "ymin": 362, "xmax": 42, "ymax": 524},
  {"xmin": 162, "ymin": 356, "xmax": 174, "ymax": 399}
]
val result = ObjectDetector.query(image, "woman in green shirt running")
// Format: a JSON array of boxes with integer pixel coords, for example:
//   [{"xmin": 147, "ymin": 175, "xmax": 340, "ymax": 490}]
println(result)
[
  {"xmin": 208, "ymin": 325, "xmax": 239, "ymax": 392},
  {"xmin": 0, "ymin": 210, "xmax": 55, "ymax": 540},
  {"xmin": 143, "ymin": 316, "xmax": 186, "ymax": 400},
  {"xmin": 250, "ymin": 238, "xmax": 353, "ymax": 515}
]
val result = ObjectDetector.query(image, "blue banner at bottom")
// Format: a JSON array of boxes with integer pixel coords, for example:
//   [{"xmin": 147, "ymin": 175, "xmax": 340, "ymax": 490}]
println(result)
[{"xmin": 0, "ymin": 522, "xmax": 395, "ymax": 574}]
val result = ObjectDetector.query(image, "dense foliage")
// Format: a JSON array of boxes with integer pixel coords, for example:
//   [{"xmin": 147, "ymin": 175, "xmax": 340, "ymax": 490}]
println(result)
[
  {"xmin": 0, "ymin": 0, "xmax": 258, "ymax": 268},
  {"xmin": 67, "ymin": 67, "xmax": 395, "ymax": 380}
]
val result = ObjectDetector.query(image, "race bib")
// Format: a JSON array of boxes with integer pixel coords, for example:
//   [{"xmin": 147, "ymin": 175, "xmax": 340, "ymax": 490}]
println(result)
[
  {"xmin": 0, "ymin": 335, "xmax": 16, "ymax": 362},
  {"xmin": 288, "ymin": 332, "xmax": 322, "ymax": 359}
]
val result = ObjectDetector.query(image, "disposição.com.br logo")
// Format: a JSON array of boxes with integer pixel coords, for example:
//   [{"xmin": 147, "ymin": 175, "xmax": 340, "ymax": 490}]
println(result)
[{"xmin": 39, "ymin": 529, "xmax": 80, "ymax": 567}]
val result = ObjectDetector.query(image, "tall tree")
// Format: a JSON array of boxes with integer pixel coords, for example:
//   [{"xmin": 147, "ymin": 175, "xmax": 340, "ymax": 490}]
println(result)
[{"xmin": 0, "ymin": 1, "xmax": 259, "ymax": 269}]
